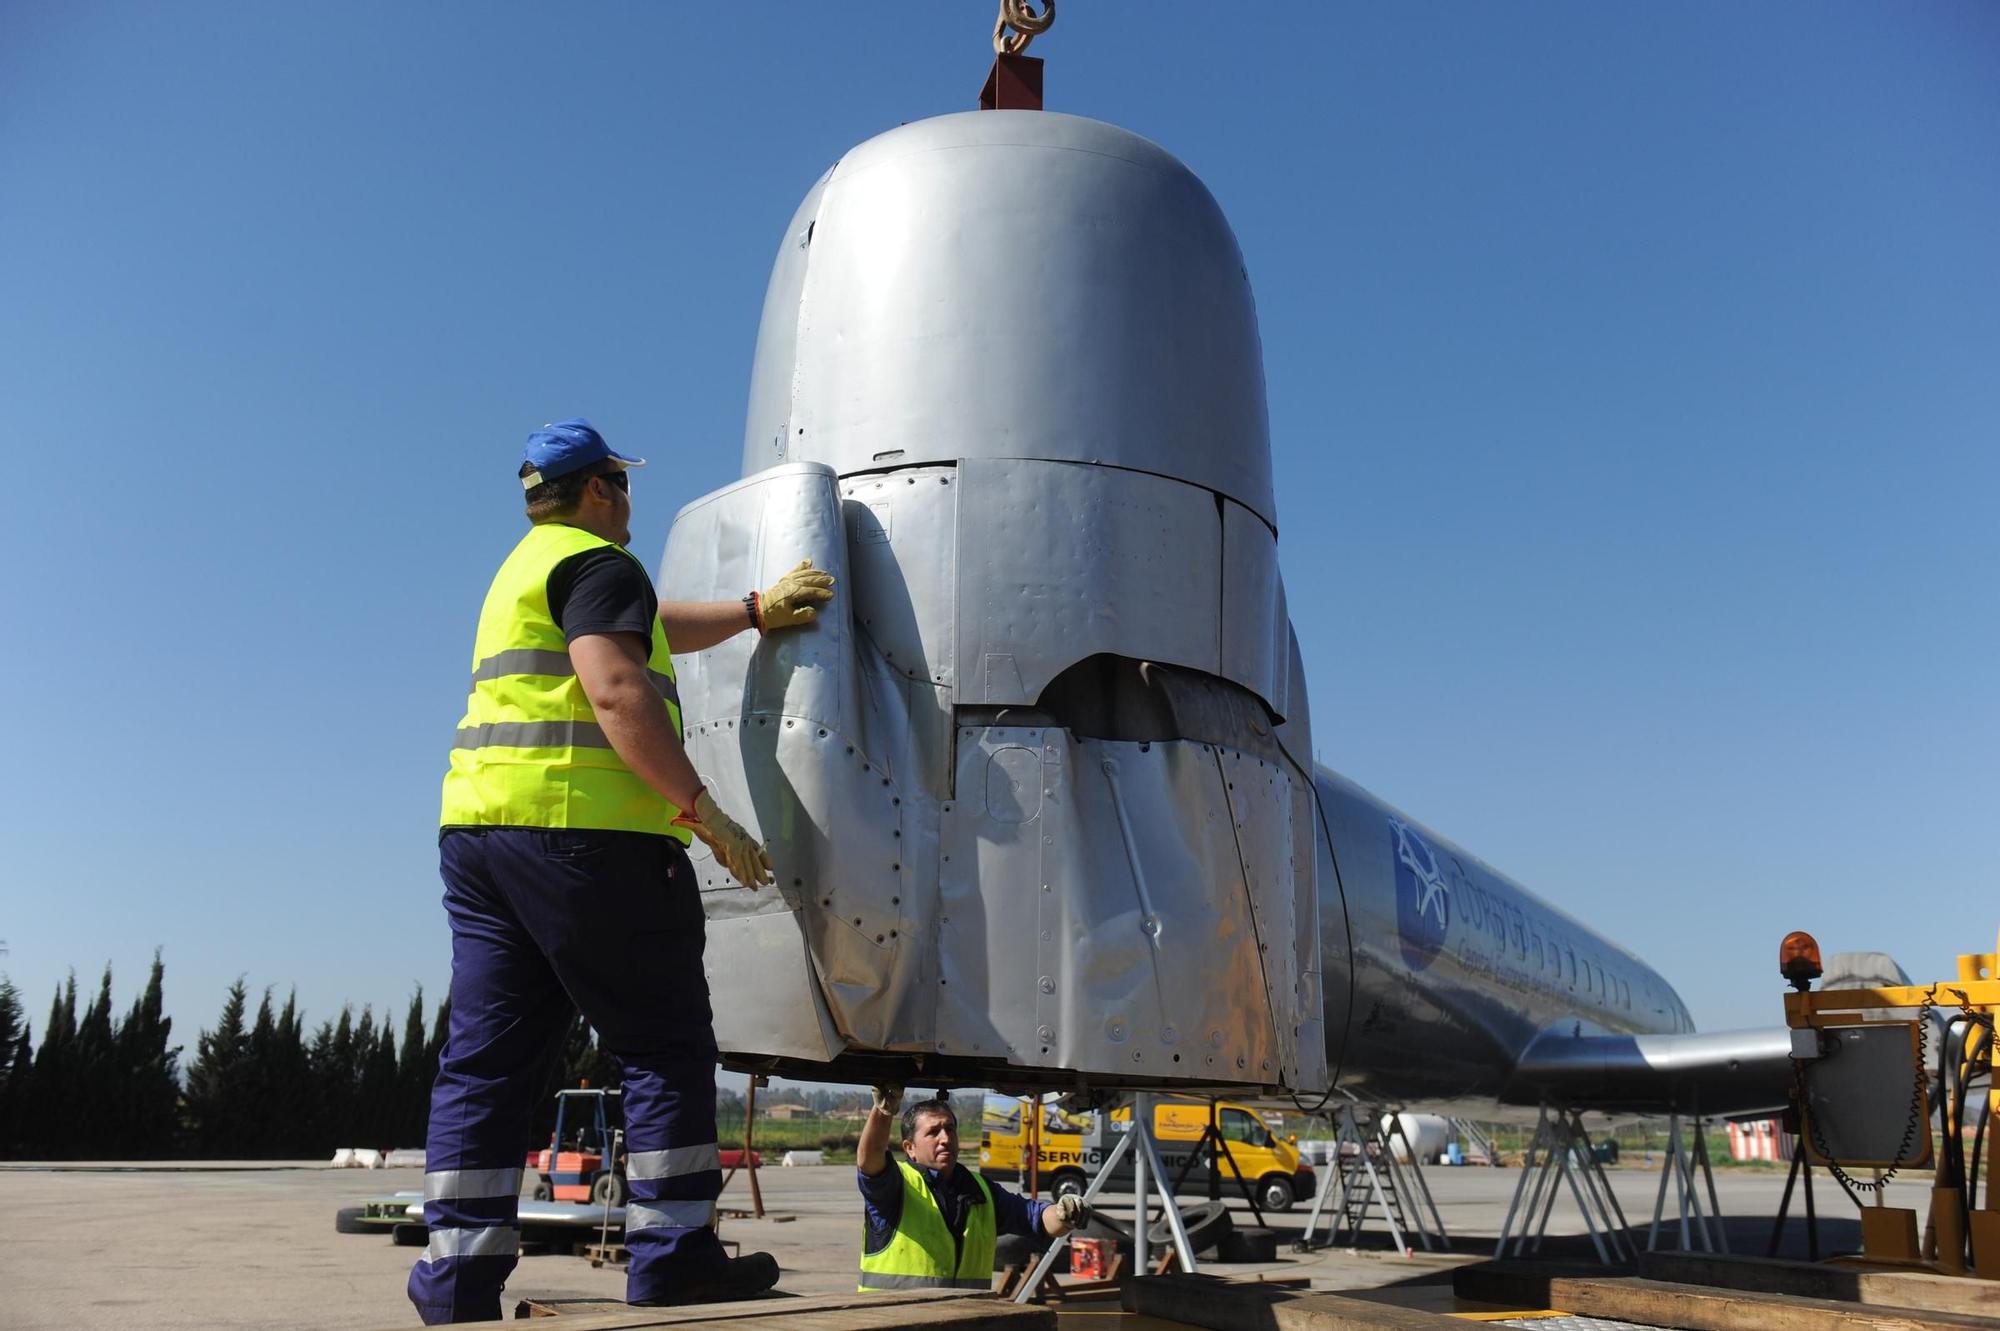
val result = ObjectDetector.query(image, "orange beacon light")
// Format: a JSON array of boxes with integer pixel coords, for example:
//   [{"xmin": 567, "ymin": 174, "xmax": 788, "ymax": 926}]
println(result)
[{"xmin": 1779, "ymin": 931, "xmax": 1823, "ymax": 992}]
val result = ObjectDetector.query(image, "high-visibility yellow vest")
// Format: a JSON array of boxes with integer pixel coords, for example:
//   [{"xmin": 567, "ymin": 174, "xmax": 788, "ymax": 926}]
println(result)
[
  {"xmin": 857, "ymin": 1160, "xmax": 997, "ymax": 1292},
  {"xmin": 439, "ymin": 522, "xmax": 691, "ymax": 842}
]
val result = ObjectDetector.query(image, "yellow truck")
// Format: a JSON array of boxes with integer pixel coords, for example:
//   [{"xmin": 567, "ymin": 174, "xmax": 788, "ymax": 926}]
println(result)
[{"xmin": 976, "ymin": 1095, "xmax": 1316, "ymax": 1212}]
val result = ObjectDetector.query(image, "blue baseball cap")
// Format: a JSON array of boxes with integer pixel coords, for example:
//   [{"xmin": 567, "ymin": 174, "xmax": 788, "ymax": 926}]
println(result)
[{"xmin": 520, "ymin": 417, "xmax": 646, "ymax": 489}]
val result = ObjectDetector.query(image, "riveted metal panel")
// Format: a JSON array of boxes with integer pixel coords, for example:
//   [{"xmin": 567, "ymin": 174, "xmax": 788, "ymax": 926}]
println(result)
[
  {"xmin": 744, "ymin": 112, "xmax": 1275, "ymax": 527},
  {"xmin": 935, "ymin": 727, "xmax": 1048, "ymax": 1063},
  {"xmin": 1220, "ymin": 499, "xmax": 1290, "ymax": 720},
  {"xmin": 955, "ymin": 458, "xmax": 1222, "ymax": 705},
  {"xmin": 662, "ymin": 463, "xmax": 936, "ymax": 1059},
  {"xmin": 1218, "ymin": 747, "xmax": 1311, "ymax": 1088},
  {"xmin": 936, "ymin": 729, "xmax": 1309, "ymax": 1084},
  {"xmin": 662, "ymin": 463, "xmax": 852, "ymax": 737},
  {"xmin": 840, "ymin": 468, "xmax": 958, "ymax": 693},
  {"xmin": 702, "ymin": 909, "xmax": 844, "ymax": 1064}
]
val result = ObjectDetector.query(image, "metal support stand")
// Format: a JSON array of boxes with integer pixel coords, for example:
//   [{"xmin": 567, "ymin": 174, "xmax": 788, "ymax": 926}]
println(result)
[
  {"xmin": 1495, "ymin": 1104, "xmax": 1633, "ymax": 1264},
  {"xmin": 1293, "ymin": 1105, "xmax": 1446, "ymax": 1255},
  {"xmin": 1765, "ymin": 1124, "xmax": 1821, "ymax": 1260},
  {"xmin": 1645, "ymin": 1110, "xmax": 1727, "ymax": 1254},
  {"xmin": 1387, "ymin": 1114, "xmax": 1451, "ymax": 1249},
  {"xmin": 1010, "ymin": 1092, "xmax": 1199, "ymax": 1303}
]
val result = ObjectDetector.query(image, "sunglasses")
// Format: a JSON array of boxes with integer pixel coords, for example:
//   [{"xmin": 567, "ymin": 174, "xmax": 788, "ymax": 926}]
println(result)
[{"xmin": 597, "ymin": 469, "xmax": 630, "ymax": 493}]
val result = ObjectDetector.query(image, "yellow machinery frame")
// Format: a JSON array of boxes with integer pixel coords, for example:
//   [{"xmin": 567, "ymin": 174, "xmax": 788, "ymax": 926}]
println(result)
[{"xmin": 1780, "ymin": 939, "xmax": 1998, "ymax": 1274}]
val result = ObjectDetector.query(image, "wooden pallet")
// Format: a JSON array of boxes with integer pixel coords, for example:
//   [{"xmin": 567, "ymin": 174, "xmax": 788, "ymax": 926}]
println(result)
[
  {"xmin": 1640, "ymin": 1250, "xmax": 2000, "ymax": 1319},
  {"xmin": 1455, "ymin": 1259, "xmax": 2000, "ymax": 1331},
  {"xmin": 1124, "ymin": 1274, "xmax": 1471, "ymax": 1330},
  {"xmin": 508, "ymin": 1288, "xmax": 1054, "ymax": 1329}
]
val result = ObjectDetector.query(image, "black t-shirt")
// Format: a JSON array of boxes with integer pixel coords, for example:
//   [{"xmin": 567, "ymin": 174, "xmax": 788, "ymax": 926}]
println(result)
[{"xmin": 548, "ymin": 546, "xmax": 656, "ymax": 643}]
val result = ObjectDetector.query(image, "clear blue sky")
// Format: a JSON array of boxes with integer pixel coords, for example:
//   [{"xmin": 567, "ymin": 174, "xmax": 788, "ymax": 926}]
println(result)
[{"xmin": 3, "ymin": 3, "xmax": 1994, "ymax": 1069}]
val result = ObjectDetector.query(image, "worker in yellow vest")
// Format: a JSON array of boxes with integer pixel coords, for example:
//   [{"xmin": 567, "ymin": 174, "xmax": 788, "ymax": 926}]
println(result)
[
  {"xmin": 412, "ymin": 418, "xmax": 833, "ymax": 1323},
  {"xmin": 857, "ymin": 1088, "xmax": 1088, "ymax": 1292}
]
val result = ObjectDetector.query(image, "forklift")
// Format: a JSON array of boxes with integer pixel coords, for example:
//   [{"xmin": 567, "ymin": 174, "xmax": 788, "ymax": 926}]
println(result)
[{"xmin": 530, "ymin": 1085, "xmax": 627, "ymax": 1206}]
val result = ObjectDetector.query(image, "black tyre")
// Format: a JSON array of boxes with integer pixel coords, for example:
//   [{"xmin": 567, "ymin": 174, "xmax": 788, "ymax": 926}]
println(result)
[
  {"xmin": 530, "ymin": 1181, "xmax": 553, "ymax": 1202},
  {"xmin": 1257, "ymin": 1173, "xmax": 1294, "ymax": 1213},
  {"xmin": 392, "ymin": 1222, "xmax": 430, "ymax": 1248},
  {"xmin": 590, "ymin": 1172, "xmax": 627, "ymax": 1208},
  {"xmin": 1049, "ymin": 1169, "xmax": 1088, "ymax": 1201},
  {"xmin": 1072, "ymin": 1213, "xmax": 1131, "ymax": 1251},
  {"xmin": 334, "ymin": 1206, "xmax": 373, "ymax": 1235},
  {"xmin": 1146, "ymin": 1200, "xmax": 1233, "ymax": 1254}
]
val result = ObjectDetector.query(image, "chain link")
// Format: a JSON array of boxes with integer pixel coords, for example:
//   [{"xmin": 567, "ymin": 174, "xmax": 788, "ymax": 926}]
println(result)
[{"xmin": 993, "ymin": 0, "xmax": 1055, "ymax": 56}]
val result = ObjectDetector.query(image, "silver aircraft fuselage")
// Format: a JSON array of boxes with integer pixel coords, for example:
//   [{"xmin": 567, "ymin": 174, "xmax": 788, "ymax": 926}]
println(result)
[{"xmin": 660, "ymin": 110, "xmax": 1788, "ymax": 1118}]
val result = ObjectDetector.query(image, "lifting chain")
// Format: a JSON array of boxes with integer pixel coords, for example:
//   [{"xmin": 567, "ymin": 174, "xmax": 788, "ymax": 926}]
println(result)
[{"xmin": 993, "ymin": 0, "xmax": 1055, "ymax": 56}]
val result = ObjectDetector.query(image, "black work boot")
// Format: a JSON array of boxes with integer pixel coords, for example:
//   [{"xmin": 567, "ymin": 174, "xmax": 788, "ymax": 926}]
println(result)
[{"xmin": 632, "ymin": 1251, "xmax": 782, "ymax": 1307}]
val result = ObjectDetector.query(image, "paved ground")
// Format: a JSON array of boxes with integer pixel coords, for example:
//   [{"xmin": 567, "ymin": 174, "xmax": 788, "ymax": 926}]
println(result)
[{"xmin": 0, "ymin": 1158, "xmax": 1935, "ymax": 1329}]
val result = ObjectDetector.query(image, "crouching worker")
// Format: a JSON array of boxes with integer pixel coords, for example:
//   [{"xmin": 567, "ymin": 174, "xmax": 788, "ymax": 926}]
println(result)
[{"xmin": 856, "ymin": 1087, "xmax": 1087, "ymax": 1293}]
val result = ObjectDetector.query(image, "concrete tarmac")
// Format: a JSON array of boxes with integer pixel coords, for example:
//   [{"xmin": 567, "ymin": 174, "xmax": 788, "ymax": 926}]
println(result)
[{"xmin": 0, "ymin": 1159, "xmax": 1935, "ymax": 1329}]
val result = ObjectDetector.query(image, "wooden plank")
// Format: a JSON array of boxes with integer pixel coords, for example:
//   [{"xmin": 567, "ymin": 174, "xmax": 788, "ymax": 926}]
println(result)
[
  {"xmin": 504, "ymin": 1289, "xmax": 1052, "ymax": 1329},
  {"xmin": 1640, "ymin": 1250, "xmax": 2000, "ymax": 1317},
  {"xmin": 1454, "ymin": 1263, "xmax": 2000, "ymax": 1331},
  {"xmin": 1125, "ymin": 1275, "xmax": 1469, "ymax": 1331}
]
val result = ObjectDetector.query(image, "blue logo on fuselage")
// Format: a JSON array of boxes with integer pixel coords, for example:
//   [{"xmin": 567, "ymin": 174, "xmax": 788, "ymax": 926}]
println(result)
[{"xmin": 1391, "ymin": 818, "xmax": 1451, "ymax": 971}]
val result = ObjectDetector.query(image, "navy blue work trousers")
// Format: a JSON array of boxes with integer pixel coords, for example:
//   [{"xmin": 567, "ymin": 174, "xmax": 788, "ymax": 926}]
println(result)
[{"xmin": 409, "ymin": 827, "xmax": 726, "ymax": 1323}]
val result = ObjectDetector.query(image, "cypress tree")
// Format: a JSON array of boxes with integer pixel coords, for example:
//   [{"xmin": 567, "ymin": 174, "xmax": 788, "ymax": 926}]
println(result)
[
  {"xmin": 29, "ymin": 975, "xmax": 78, "ymax": 1156},
  {"xmin": 0, "ymin": 978, "xmax": 22, "ymax": 1156},
  {"xmin": 324, "ymin": 1006, "xmax": 358, "ymax": 1148},
  {"xmin": 73, "ymin": 967, "xmax": 117, "ymax": 1154},
  {"xmin": 396, "ymin": 988, "xmax": 428, "ymax": 1148},
  {"xmin": 184, "ymin": 979, "xmax": 250, "ymax": 1156},
  {"xmin": 304, "ymin": 1018, "xmax": 337, "ymax": 1154},
  {"xmin": 356, "ymin": 1011, "xmax": 399, "ymax": 1149},
  {"xmin": 245, "ymin": 988, "xmax": 278, "ymax": 1156},
  {"xmin": 270, "ymin": 990, "xmax": 308, "ymax": 1156},
  {"xmin": 115, "ymin": 952, "xmax": 181, "ymax": 1158}
]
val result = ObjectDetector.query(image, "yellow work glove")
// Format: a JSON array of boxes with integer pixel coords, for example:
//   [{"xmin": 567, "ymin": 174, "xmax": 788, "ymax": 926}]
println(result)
[
  {"xmin": 754, "ymin": 559, "xmax": 835, "ymax": 632},
  {"xmin": 871, "ymin": 1085, "xmax": 903, "ymax": 1117},
  {"xmin": 1051, "ymin": 1193, "xmax": 1090, "ymax": 1232},
  {"xmin": 672, "ymin": 788, "xmax": 773, "ymax": 889}
]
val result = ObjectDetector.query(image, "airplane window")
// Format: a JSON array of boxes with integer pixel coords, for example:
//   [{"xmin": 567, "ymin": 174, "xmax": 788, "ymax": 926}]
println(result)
[
  {"xmin": 1531, "ymin": 935, "xmax": 1543, "ymax": 968},
  {"xmin": 1509, "ymin": 911, "xmax": 1526, "ymax": 955},
  {"xmin": 1565, "ymin": 948, "xmax": 1576, "ymax": 983}
]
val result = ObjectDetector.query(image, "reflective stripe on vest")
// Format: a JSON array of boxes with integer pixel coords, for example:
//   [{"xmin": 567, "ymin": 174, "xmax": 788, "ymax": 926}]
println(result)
[
  {"xmin": 439, "ymin": 522, "xmax": 691, "ymax": 840},
  {"xmin": 857, "ymin": 1161, "xmax": 996, "ymax": 1294},
  {"xmin": 471, "ymin": 648, "xmax": 679, "ymax": 709}
]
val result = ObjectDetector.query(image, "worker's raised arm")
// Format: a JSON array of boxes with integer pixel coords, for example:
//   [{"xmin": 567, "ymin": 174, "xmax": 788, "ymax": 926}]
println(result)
[
  {"xmin": 659, "ymin": 560, "xmax": 835, "ymax": 653},
  {"xmin": 857, "ymin": 1085, "xmax": 902, "ymax": 1176},
  {"xmin": 570, "ymin": 631, "xmax": 704, "ymax": 807},
  {"xmin": 570, "ymin": 632, "xmax": 771, "ymax": 888}
]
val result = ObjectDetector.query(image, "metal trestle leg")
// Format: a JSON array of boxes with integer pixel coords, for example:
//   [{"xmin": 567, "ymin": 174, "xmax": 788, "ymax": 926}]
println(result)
[
  {"xmin": 1009, "ymin": 1091, "xmax": 1200, "ymax": 1303},
  {"xmin": 1494, "ymin": 1104, "xmax": 1633, "ymax": 1265}
]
